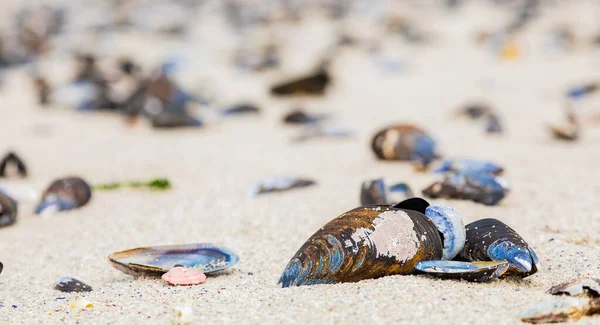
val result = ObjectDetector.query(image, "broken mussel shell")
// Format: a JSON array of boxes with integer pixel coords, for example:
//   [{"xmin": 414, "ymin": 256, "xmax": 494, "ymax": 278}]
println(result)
[
  {"xmin": 423, "ymin": 171, "xmax": 509, "ymax": 206},
  {"xmin": 522, "ymin": 279, "xmax": 600, "ymax": 324},
  {"xmin": 278, "ymin": 198, "xmax": 465, "ymax": 287},
  {"xmin": 0, "ymin": 192, "xmax": 18, "ymax": 228},
  {"xmin": 270, "ymin": 70, "xmax": 331, "ymax": 96},
  {"xmin": 433, "ymin": 159, "xmax": 503, "ymax": 175},
  {"xmin": 35, "ymin": 177, "xmax": 91, "ymax": 215},
  {"xmin": 220, "ymin": 103, "xmax": 260, "ymax": 116},
  {"xmin": 416, "ymin": 217, "xmax": 538, "ymax": 282},
  {"xmin": 0, "ymin": 152, "xmax": 28, "ymax": 178},
  {"xmin": 360, "ymin": 178, "xmax": 414, "ymax": 205},
  {"xmin": 108, "ymin": 243, "xmax": 239, "ymax": 277},
  {"xmin": 54, "ymin": 277, "xmax": 93, "ymax": 293},
  {"xmin": 283, "ymin": 110, "xmax": 327, "ymax": 125},
  {"xmin": 414, "ymin": 260, "xmax": 509, "ymax": 283},
  {"xmin": 371, "ymin": 124, "xmax": 439, "ymax": 167},
  {"xmin": 251, "ymin": 177, "xmax": 316, "ymax": 196},
  {"xmin": 461, "ymin": 218, "xmax": 539, "ymax": 276}
]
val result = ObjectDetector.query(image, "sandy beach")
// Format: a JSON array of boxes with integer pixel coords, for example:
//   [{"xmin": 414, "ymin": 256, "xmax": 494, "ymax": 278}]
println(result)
[{"xmin": 1, "ymin": 0, "xmax": 600, "ymax": 324}]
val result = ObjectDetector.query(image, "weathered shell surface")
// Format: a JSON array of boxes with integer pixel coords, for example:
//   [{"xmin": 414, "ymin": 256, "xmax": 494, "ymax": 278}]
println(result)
[
  {"xmin": 547, "ymin": 278, "xmax": 600, "ymax": 297},
  {"xmin": 108, "ymin": 243, "xmax": 239, "ymax": 276},
  {"xmin": 461, "ymin": 218, "xmax": 539, "ymax": 276},
  {"xmin": 371, "ymin": 124, "xmax": 438, "ymax": 166},
  {"xmin": 521, "ymin": 296, "xmax": 589, "ymax": 324},
  {"xmin": 0, "ymin": 192, "xmax": 18, "ymax": 228},
  {"xmin": 54, "ymin": 277, "xmax": 93, "ymax": 293},
  {"xmin": 415, "ymin": 260, "xmax": 509, "ymax": 282},
  {"xmin": 278, "ymin": 204, "xmax": 443, "ymax": 287},
  {"xmin": 35, "ymin": 177, "xmax": 92, "ymax": 215}
]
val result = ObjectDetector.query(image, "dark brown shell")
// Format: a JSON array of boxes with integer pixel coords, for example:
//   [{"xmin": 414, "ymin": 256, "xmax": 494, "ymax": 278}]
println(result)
[
  {"xmin": 0, "ymin": 192, "xmax": 18, "ymax": 228},
  {"xmin": 0, "ymin": 152, "xmax": 27, "ymax": 178},
  {"xmin": 371, "ymin": 124, "xmax": 426, "ymax": 160},
  {"xmin": 278, "ymin": 205, "xmax": 443, "ymax": 287},
  {"xmin": 41, "ymin": 177, "xmax": 92, "ymax": 207},
  {"xmin": 270, "ymin": 70, "xmax": 330, "ymax": 96}
]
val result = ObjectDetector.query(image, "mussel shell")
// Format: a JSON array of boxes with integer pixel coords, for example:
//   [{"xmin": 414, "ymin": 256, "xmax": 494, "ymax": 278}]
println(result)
[
  {"xmin": 460, "ymin": 218, "xmax": 538, "ymax": 276},
  {"xmin": 361, "ymin": 179, "xmax": 414, "ymax": 206},
  {"xmin": 371, "ymin": 124, "xmax": 438, "ymax": 166},
  {"xmin": 547, "ymin": 278, "xmax": 600, "ymax": 298},
  {"xmin": 360, "ymin": 179, "xmax": 388, "ymax": 205},
  {"xmin": 423, "ymin": 172, "xmax": 508, "ymax": 206},
  {"xmin": 415, "ymin": 260, "xmax": 509, "ymax": 282},
  {"xmin": 251, "ymin": 177, "xmax": 316, "ymax": 195},
  {"xmin": 108, "ymin": 243, "xmax": 239, "ymax": 276},
  {"xmin": 35, "ymin": 177, "xmax": 91, "ymax": 214},
  {"xmin": 521, "ymin": 297, "xmax": 590, "ymax": 324},
  {"xmin": 278, "ymin": 205, "xmax": 444, "ymax": 287},
  {"xmin": 270, "ymin": 70, "xmax": 330, "ymax": 96},
  {"xmin": 221, "ymin": 104, "xmax": 260, "ymax": 116},
  {"xmin": 0, "ymin": 192, "xmax": 18, "ymax": 228},
  {"xmin": 54, "ymin": 277, "xmax": 93, "ymax": 293},
  {"xmin": 486, "ymin": 113, "xmax": 503, "ymax": 134},
  {"xmin": 0, "ymin": 261, "xmax": 2, "ymax": 274},
  {"xmin": 433, "ymin": 159, "xmax": 504, "ymax": 175},
  {"xmin": 283, "ymin": 110, "xmax": 324, "ymax": 125},
  {"xmin": 0, "ymin": 152, "xmax": 27, "ymax": 178}
]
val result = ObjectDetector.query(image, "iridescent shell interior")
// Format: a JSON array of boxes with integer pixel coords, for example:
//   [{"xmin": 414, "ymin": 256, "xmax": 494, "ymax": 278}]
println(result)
[{"xmin": 108, "ymin": 243, "xmax": 239, "ymax": 276}]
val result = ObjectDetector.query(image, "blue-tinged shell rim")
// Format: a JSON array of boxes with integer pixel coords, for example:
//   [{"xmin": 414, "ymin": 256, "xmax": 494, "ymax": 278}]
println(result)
[{"xmin": 108, "ymin": 243, "xmax": 239, "ymax": 276}]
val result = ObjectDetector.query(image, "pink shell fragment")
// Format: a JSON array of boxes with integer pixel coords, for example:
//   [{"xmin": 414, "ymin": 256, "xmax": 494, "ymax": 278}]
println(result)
[{"xmin": 161, "ymin": 267, "xmax": 206, "ymax": 286}]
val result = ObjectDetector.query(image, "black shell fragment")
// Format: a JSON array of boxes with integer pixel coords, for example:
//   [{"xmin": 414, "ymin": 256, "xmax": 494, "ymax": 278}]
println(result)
[
  {"xmin": 270, "ymin": 70, "xmax": 330, "ymax": 96},
  {"xmin": 0, "ymin": 192, "xmax": 18, "ymax": 228},
  {"xmin": 54, "ymin": 277, "xmax": 93, "ymax": 293},
  {"xmin": 0, "ymin": 152, "xmax": 27, "ymax": 178}
]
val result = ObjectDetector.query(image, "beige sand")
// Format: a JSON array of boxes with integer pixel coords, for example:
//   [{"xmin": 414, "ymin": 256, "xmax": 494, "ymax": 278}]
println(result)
[{"xmin": 1, "ymin": 1, "xmax": 600, "ymax": 324}]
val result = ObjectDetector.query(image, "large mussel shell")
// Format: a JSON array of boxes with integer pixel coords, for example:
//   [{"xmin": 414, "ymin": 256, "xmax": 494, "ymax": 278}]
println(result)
[
  {"xmin": 35, "ymin": 177, "xmax": 92, "ymax": 215},
  {"xmin": 415, "ymin": 260, "xmax": 509, "ymax": 282},
  {"xmin": 270, "ymin": 70, "xmax": 330, "ymax": 96},
  {"xmin": 0, "ymin": 192, "xmax": 18, "ymax": 228},
  {"xmin": 371, "ymin": 124, "xmax": 438, "ymax": 166},
  {"xmin": 108, "ymin": 243, "xmax": 239, "ymax": 276},
  {"xmin": 460, "ymin": 218, "xmax": 539, "ymax": 277},
  {"xmin": 0, "ymin": 152, "xmax": 27, "ymax": 178},
  {"xmin": 278, "ymin": 204, "xmax": 444, "ymax": 287}
]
